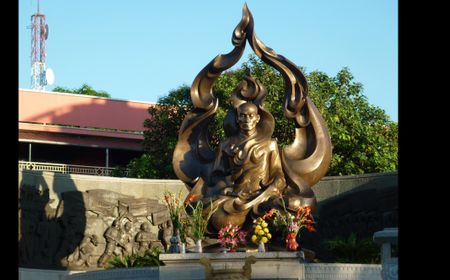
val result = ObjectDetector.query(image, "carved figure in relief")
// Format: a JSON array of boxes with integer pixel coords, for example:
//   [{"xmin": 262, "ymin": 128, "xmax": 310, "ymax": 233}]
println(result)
[
  {"xmin": 135, "ymin": 222, "xmax": 155, "ymax": 255},
  {"xmin": 97, "ymin": 220, "xmax": 121, "ymax": 267},
  {"xmin": 119, "ymin": 221, "xmax": 134, "ymax": 256},
  {"xmin": 74, "ymin": 234, "xmax": 99, "ymax": 267}
]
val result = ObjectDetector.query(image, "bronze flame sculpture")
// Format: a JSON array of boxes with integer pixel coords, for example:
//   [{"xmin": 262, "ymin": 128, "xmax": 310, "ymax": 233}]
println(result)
[{"xmin": 172, "ymin": 4, "xmax": 332, "ymax": 233}]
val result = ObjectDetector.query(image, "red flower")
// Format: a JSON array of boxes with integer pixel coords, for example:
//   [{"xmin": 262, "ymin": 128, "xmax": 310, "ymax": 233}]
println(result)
[
  {"xmin": 306, "ymin": 225, "xmax": 316, "ymax": 232},
  {"xmin": 304, "ymin": 206, "xmax": 312, "ymax": 216},
  {"xmin": 164, "ymin": 194, "xmax": 171, "ymax": 204},
  {"xmin": 263, "ymin": 209, "xmax": 275, "ymax": 219},
  {"xmin": 185, "ymin": 194, "xmax": 196, "ymax": 205}
]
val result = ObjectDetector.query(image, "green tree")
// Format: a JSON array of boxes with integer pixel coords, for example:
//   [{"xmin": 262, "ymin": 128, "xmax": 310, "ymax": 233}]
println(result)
[
  {"xmin": 53, "ymin": 83, "xmax": 111, "ymax": 98},
  {"xmin": 133, "ymin": 55, "xmax": 397, "ymax": 178},
  {"xmin": 138, "ymin": 86, "xmax": 193, "ymax": 179}
]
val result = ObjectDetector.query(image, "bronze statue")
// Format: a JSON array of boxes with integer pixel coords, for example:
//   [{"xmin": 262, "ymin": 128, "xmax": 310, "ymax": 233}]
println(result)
[{"xmin": 172, "ymin": 4, "xmax": 332, "ymax": 232}]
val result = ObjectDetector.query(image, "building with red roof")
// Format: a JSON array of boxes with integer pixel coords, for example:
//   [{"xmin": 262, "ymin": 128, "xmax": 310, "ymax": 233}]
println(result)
[{"xmin": 19, "ymin": 89, "xmax": 154, "ymax": 175}]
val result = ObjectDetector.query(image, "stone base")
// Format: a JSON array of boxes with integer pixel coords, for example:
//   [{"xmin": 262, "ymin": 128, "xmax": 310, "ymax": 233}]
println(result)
[
  {"xmin": 159, "ymin": 251, "xmax": 305, "ymax": 280},
  {"xmin": 24, "ymin": 262, "xmax": 382, "ymax": 280}
]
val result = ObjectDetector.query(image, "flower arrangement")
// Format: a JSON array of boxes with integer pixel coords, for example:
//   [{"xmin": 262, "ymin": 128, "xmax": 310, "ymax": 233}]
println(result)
[
  {"xmin": 218, "ymin": 224, "xmax": 247, "ymax": 252},
  {"xmin": 251, "ymin": 215, "xmax": 272, "ymax": 246},
  {"xmin": 268, "ymin": 198, "xmax": 316, "ymax": 251},
  {"xmin": 185, "ymin": 199, "xmax": 218, "ymax": 242},
  {"xmin": 163, "ymin": 191, "xmax": 187, "ymax": 242}
]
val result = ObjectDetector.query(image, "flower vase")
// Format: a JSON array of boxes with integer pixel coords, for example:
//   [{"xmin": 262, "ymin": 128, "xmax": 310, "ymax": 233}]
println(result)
[
  {"xmin": 179, "ymin": 242, "xmax": 186, "ymax": 254},
  {"xmin": 285, "ymin": 232, "xmax": 299, "ymax": 251},
  {"xmin": 169, "ymin": 234, "xmax": 181, "ymax": 253},
  {"xmin": 258, "ymin": 241, "xmax": 266, "ymax": 252},
  {"xmin": 196, "ymin": 239, "xmax": 203, "ymax": 253}
]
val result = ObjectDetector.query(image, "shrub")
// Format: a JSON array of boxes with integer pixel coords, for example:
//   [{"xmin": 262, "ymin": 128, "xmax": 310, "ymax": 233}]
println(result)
[
  {"xmin": 107, "ymin": 248, "xmax": 165, "ymax": 268},
  {"xmin": 320, "ymin": 233, "xmax": 381, "ymax": 264}
]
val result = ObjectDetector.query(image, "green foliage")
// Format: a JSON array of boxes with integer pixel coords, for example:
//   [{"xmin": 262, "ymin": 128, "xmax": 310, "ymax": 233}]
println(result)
[
  {"xmin": 106, "ymin": 248, "xmax": 164, "ymax": 268},
  {"xmin": 138, "ymin": 86, "xmax": 192, "ymax": 178},
  {"xmin": 320, "ymin": 233, "xmax": 381, "ymax": 264},
  {"xmin": 110, "ymin": 166, "xmax": 128, "ymax": 177},
  {"xmin": 53, "ymin": 83, "xmax": 111, "ymax": 98},
  {"xmin": 186, "ymin": 200, "xmax": 218, "ymax": 241},
  {"xmin": 122, "ymin": 154, "xmax": 162, "ymax": 179},
  {"xmin": 131, "ymin": 54, "xmax": 397, "ymax": 178},
  {"xmin": 307, "ymin": 69, "xmax": 398, "ymax": 175}
]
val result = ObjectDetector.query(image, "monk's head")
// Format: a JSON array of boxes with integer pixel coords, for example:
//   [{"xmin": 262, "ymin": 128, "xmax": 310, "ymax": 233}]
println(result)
[{"xmin": 237, "ymin": 102, "xmax": 260, "ymax": 133}]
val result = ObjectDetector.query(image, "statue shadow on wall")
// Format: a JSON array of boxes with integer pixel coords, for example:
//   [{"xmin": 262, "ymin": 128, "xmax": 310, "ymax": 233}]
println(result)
[{"xmin": 19, "ymin": 171, "xmax": 86, "ymax": 270}]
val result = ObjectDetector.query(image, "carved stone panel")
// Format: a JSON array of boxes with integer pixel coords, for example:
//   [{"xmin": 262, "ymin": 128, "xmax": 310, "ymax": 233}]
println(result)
[{"xmin": 19, "ymin": 185, "xmax": 171, "ymax": 270}]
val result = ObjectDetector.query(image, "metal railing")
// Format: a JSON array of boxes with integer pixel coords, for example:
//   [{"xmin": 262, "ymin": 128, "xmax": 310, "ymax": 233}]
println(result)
[{"xmin": 18, "ymin": 160, "xmax": 118, "ymax": 176}]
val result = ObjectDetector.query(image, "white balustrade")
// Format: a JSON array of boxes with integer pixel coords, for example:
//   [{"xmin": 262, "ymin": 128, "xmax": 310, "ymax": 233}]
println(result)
[{"xmin": 18, "ymin": 160, "xmax": 126, "ymax": 177}]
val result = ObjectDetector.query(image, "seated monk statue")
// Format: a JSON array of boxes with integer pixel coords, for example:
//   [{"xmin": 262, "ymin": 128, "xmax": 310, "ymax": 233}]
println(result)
[
  {"xmin": 205, "ymin": 101, "xmax": 286, "ymax": 230},
  {"xmin": 172, "ymin": 5, "xmax": 331, "ymax": 234},
  {"xmin": 212, "ymin": 102, "xmax": 284, "ymax": 199},
  {"xmin": 174, "ymin": 72, "xmax": 331, "ymax": 234}
]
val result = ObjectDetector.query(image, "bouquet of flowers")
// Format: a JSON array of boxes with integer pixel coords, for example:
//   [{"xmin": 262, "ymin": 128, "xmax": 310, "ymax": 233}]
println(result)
[
  {"xmin": 185, "ymin": 199, "xmax": 217, "ymax": 242},
  {"xmin": 269, "ymin": 198, "xmax": 316, "ymax": 251},
  {"xmin": 251, "ymin": 215, "xmax": 272, "ymax": 246},
  {"xmin": 163, "ymin": 191, "xmax": 187, "ymax": 242},
  {"xmin": 218, "ymin": 224, "xmax": 247, "ymax": 252}
]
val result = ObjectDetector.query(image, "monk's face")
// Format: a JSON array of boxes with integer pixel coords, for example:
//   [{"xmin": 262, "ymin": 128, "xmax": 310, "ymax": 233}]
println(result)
[{"xmin": 237, "ymin": 103, "xmax": 260, "ymax": 132}]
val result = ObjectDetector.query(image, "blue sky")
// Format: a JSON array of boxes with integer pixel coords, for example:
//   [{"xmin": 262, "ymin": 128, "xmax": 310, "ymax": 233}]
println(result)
[{"xmin": 19, "ymin": 0, "xmax": 398, "ymax": 122}]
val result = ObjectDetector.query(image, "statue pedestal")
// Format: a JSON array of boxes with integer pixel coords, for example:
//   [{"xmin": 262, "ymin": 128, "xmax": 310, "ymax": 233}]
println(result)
[{"xmin": 159, "ymin": 251, "xmax": 306, "ymax": 280}]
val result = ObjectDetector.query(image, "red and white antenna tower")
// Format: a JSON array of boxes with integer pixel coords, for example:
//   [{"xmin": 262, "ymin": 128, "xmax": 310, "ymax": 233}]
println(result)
[{"xmin": 30, "ymin": 0, "xmax": 53, "ymax": 90}]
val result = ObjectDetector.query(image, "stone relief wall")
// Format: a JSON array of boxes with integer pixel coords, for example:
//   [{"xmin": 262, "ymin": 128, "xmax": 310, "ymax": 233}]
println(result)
[{"xmin": 19, "ymin": 185, "xmax": 172, "ymax": 270}]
